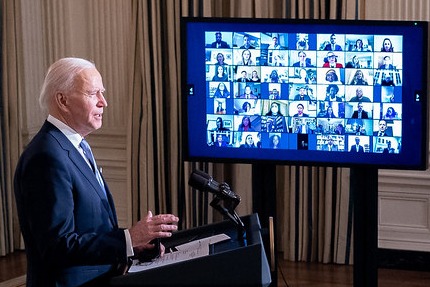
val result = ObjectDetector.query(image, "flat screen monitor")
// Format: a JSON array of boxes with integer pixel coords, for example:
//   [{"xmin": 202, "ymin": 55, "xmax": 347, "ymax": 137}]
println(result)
[{"xmin": 181, "ymin": 17, "xmax": 428, "ymax": 170}]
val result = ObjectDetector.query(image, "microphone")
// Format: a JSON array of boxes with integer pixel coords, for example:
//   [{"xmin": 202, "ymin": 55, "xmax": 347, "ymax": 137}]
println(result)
[
  {"xmin": 188, "ymin": 170, "xmax": 240, "ymax": 203},
  {"xmin": 188, "ymin": 170, "xmax": 246, "ymax": 245}
]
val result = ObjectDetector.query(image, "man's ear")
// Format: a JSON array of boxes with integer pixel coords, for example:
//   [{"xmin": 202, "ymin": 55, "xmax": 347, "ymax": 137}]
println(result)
[{"xmin": 55, "ymin": 92, "xmax": 68, "ymax": 109}]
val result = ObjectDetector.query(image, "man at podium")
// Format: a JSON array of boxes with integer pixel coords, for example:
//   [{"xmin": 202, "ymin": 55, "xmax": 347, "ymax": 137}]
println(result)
[{"xmin": 14, "ymin": 57, "xmax": 179, "ymax": 287}]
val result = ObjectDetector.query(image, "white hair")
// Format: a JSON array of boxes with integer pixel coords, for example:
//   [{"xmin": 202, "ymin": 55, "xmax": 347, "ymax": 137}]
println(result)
[{"xmin": 39, "ymin": 57, "xmax": 95, "ymax": 113}]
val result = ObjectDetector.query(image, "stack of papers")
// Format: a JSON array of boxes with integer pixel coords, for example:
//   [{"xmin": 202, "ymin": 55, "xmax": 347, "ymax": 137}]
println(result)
[{"xmin": 128, "ymin": 233, "xmax": 230, "ymax": 273}]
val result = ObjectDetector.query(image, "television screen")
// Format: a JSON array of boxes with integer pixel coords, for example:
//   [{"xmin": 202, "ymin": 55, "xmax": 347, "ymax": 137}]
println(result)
[{"xmin": 181, "ymin": 17, "xmax": 428, "ymax": 170}]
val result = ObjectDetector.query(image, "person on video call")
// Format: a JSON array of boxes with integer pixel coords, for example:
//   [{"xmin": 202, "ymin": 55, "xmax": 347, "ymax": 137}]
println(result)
[
  {"xmin": 324, "ymin": 69, "xmax": 342, "ymax": 84},
  {"xmin": 324, "ymin": 34, "xmax": 343, "ymax": 51},
  {"xmin": 215, "ymin": 52, "xmax": 227, "ymax": 66},
  {"xmin": 239, "ymin": 85, "xmax": 258, "ymax": 99},
  {"xmin": 373, "ymin": 119, "xmax": 392, "ymax": 137},
  {"xmin": 213, "ymin": 82, "xmax": 231, "ymax": 98},
  {"xmin": 215, "ymin": 101, "xmax": 226, "ymax": 114},
  {"xmin": 272, "ymin": 53, "xmax": 284, "ymax": 66},
  {"xmin": 240, "ymin": 134, "xmax": 257, "ymax": 148},
  {"xmin": 292, "ymin": 51, "xmax": 313, "ymax": 67},
  {"xmin": 383, "ymin": 106, "xmax": 399, "ymax": 120},
  {"xmin": 345, "ymin": 55, "xmax": 361, "ymax": 69},
  {"xmin": 269, "ymin": 88, "xmax": 281, "ymax": 100},
  {"xmin": 294, "ymin": 68, "xmax": 314, "ymax": 84},
  {"xmin": 250, "ymin": 70, "xmax": 261, "ymax": 82},
  {"xmin": 264, "ymin": 102, "xmax": 286, "ymax": 132},
  {"xmin": 14, "ymin": 57, "xmax": 179, "ymax": 287},
  {"xmin": 324, "ymin": 84, "xmax": 342, "ymax": 102},
  {"xmin": 293, "ymin": 103, "xmax": 309, "ymax": 117},
  {"xmin": 350, "ymin": 137, "xmax": 365, "ymax": 152},
  {"xmin": 349, "ymin": 87, "xmax": 371, "ymax": 102},
  {"xmin": 380, "ymin": 38, "xmax": 394, "ymax": 52},
  {"xmin": 237, "ymin": 49, "xmax": 254, "ymax": 66},
  {"xmin": 379, "ymin": 55, "xmax": 394, "ymax": 70},
  {"xmin": 322, "ymin": 137, "xmax": 338, "ymax": 151},
  {"xmin": 237, "ymin": 70, "xmax": 251, "ymax": 82},
  {"xmin": 351, "ymin": 102, "xmax": 369, "ymax": 119},
  {"xmin": 239, "ymin": 101, "xmax": 252, "ymax": 114},
  {"xmin": 321, "ymin": 106, "xmax": 337, "ymax": 118},
  {"xmin": 211, "ymin": 31, "xmax": 230, "ymax": 48},
  {"xmin": 269, "ymin": 69, "xmax": 281, "ymax": 83},
  {"xmin": 213, "ymin": 117, "xmax": 230, "ymax": 132},
  {"xmin": 268, "ymin": 34, "xmax": 281, "ymax": 49},
  {"xmin": 240, "ymin": 34, "xmax": 255, "ymax": 49},
  {"xmin": 349, "ymin": 69, "xmax": 369, "ymax": 85},
  {"xmin": 238, "ymin": 116, "xmax": 255, "ymax": 132},
  {"xmin": 214, "ymin": 134, "xmax": 228, "ymax": 147},
  {"xmin": 269, "ymin": 134, "xmax": 281, "ymax": 149},
  {"xmin": 383, "ymin": 140, "xmax": 396, "ymax": 154},
  {"xmin": 294, "ymin": 86, "xmax": 312, "ymax": 101},
  {"xmin": 212, "ymin": 65, "xmax": 229, "ymax": 82},
  {"xmin": 352, "ymin": 39, "xmax": 371, "ymax": 52},
  {"xmin": 323, "ymin": 52, "xmax": 343, "ymax": 68},
  {"xmin": 266, "ymin": 102, "xmax": 283, "ymax": 117}
]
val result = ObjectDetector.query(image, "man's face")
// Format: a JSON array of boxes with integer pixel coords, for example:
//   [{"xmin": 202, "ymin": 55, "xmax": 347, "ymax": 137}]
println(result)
[
  {"xmin": 216, "ymin": 33, "xmax": 222, "ymax": 43},
  {"xmin": 298, "ymin": 52, "xmax": 306, "ymax": 61},
  {"xmin": 330, "ymin": 35, "xmax": 336, "ymax": 44},
  {"xmin": 356, "ymin": 88, "xmax": 363, "ymax": 98},
  {"xmin": 358, "ymin": 104, "xmax": 363, "ymax": 112},
  {"xmin": 299, "ymin": 53, "xmax": 306, "ymax": 62},
  {"xmin": 63, "ymin": 68, "xmax": 107, "ymax": 137},
  {"xmin": 379, "ymin": 121, "xmax": 387, "ymax": 132},
  {"xmin": 243, "ymin": 36, "xmax": 250, "ymax": 46}
]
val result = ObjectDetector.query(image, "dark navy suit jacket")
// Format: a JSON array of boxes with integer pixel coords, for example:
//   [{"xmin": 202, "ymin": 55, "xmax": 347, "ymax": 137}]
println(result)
[{"xmin": 14, "ymin": 121, "xmax": 127, "ymax": 287}]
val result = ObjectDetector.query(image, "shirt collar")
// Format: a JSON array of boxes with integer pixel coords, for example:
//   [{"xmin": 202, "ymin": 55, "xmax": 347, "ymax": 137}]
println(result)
[{"xmin": 47, "ymin": 115, "xmax": 84, "ymax": 149}]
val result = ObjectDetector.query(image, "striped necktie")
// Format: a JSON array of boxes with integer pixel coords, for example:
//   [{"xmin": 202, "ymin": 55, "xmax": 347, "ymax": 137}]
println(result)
[{"xmin": 80, "ymin": 139, "xmax": 106, "ymax": 197}]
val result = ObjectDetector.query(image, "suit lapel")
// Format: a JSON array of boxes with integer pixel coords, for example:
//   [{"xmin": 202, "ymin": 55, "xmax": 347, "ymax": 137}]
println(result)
[{"xmin": 44, "ymin": 122, "xmax": 118, "ymax": 226}]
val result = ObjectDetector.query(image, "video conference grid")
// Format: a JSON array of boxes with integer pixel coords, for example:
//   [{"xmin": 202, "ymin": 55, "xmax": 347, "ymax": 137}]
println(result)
[{"xmin": 204, "ymin": 31, "xmax": 403, "ymax": 154}]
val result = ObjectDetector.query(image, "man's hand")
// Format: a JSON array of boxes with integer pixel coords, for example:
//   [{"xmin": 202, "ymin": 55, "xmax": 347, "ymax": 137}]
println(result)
[{"xmin": 129, "ymin": 211, "xmax": 179, "ymax": 251}]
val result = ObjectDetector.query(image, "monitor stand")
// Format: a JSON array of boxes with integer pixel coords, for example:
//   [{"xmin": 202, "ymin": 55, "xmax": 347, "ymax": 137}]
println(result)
[
  {"xmin": 351, "ymin": 167, "xmax": 378, "ymax": 287},
  {"xmin": 252, "ymin": 163, "xmax": 277, "ymax": 287}
]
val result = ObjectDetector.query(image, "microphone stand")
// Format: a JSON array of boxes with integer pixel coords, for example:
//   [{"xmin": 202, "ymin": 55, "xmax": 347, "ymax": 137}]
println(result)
[{"xmin": 209, "ymin": 183, "xmax": 247, "ymax": 245}]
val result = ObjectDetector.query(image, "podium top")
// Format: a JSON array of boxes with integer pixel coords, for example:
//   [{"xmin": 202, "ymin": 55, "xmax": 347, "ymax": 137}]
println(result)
[{"xmin": 110, "ymin": 213, "xmax": 271, "ymax": 286}]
